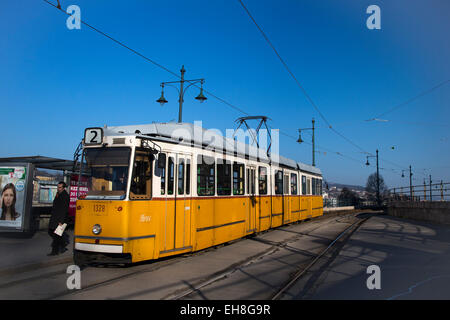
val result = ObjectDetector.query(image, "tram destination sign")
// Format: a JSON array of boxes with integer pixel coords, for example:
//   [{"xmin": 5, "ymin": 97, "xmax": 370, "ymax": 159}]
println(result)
[{"xmin": 84, "ymin": 127, "xmax": 103, "ymax": 145}]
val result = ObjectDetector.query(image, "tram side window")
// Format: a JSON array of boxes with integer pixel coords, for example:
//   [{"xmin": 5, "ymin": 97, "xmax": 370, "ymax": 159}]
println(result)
[
  {"xmin": 258, "ymin": 167, "xmax": 267, "ymax": 195},
  {"xmin": 217, "ymin": 160, "xmax": 231, "ymax": 195},
  {"xmin": 197, "ymin": 155, "xmax": 215, "ymax": 196},
  {"xmin": 307, "ymin": 178, "xmax": 311, "ymax": 195},
  {"xmin": 246, "ymin": 168, "xmax": 249, "ymax": 195},
  {"xmin": 130, "ymin": 150, "xmax": 152, "ymax": 200},
  {"xmin": 275, "ymin": 171, "xmax": 283, "ymax": 195},
  {"xmin": 302, "ymin": 175, "xmax": 306, "ymax": 195},
  {"xmin": 312, "ymin": 178, "xmax": 316, "ymax": 195},
  {"xmin": 284, "ymin": 174, "xmax": 290, "ymax": 195},
  {"xmin": 178, "ymin": 159, "xmax": 185, "ymax": 195},
  {"xmin": 319, "ymin": 179, "xmax": 322, "ymax": 195},
  {"xmin": 250, "ymin": 169, "xmax": 255, "ymax": 194},
  {"xmin": 233, "ymin": 162, "xmax": 245, "ymax": 195},
  {"xmin": 186, "ymin": 160, "xmax": 191, "ymax": 195},
  {"xmin": 168, "ymin": 157, "xmax": 174, "ymax": 195},
  {"xmin": 159, "ymin": 153, "xmax": 166, "ymax": 195},
  {"xmin": 291, "ymin": 173, "xmax": 298, "ymax": 195},
  {"xmin": 246, "ymin": 168, "xmax": 255, "ymax": 195}
]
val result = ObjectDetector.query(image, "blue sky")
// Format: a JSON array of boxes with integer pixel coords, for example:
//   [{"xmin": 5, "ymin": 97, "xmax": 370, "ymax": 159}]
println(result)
[{"xmin": 1, "ymin": 0, "xmax": 449, "ymax": 189}]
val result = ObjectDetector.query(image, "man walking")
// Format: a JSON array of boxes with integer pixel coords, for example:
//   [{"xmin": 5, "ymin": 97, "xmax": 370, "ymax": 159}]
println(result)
[{"xmin": 48, "ymin": 181, "xmax": 70, "ymax": 256}]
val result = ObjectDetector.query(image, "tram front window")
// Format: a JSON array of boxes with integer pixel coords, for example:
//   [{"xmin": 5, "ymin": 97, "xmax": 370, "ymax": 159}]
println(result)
[{"xmin": 83, "ymin": 147, "xmax": 131, "ymax": 199}]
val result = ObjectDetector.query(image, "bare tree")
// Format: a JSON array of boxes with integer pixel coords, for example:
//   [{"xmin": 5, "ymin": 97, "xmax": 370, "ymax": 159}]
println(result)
[{"xmin": 366, "ymin": 173, "xmax": 388, "ymax": 202}]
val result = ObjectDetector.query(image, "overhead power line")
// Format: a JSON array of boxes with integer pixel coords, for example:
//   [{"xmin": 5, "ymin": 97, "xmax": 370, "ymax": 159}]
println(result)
[
  {"xmin": 369, "ymin": 79, "xmax": 450, "ymax": 119},
  {"xmin": 43, "ymin": 0, "xmax": 249, "ymax": 116},
  {"xmin": 44, "ymin": 0, "xmax": 434, "ymax": 180},
  {"xmin": 237, "ymin": 0, "xmax": 441, "ymax": 178},
  {"xmin": 237, "ymin": 0, "xmax": 368, "ymax": 155},
  {"xmin": 237, "ymin": 0, "xmax": 330, "ymax": 128}
]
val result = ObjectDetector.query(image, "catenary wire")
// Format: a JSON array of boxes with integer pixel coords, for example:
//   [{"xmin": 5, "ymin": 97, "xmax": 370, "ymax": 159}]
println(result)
[
  {"xmin": 44, "ymin": 0, "xmax": 433, "ymax": 181},
  {"xmin": 237, "ymin": 0, "xmax": 369, "ymax": 155},
  {"xmin": 370, "ymin": 79, "xmax": 449, "ymax": 119},
  {"xmin": 237, "ymin": 0, "xmax": 438, "ymax": 178},
  {"xmin": 43, "ymin": 0, "xmax": 249, "ymax": 116}
]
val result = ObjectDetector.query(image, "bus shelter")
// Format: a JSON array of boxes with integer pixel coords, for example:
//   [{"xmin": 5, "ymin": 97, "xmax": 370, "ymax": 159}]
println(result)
[{"xmin": 0, "ymin": 156, "xmax": 76, "ymax": 233}]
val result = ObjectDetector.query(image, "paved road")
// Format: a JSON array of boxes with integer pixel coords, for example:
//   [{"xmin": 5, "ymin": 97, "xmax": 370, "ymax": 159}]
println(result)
[
  {"xmin": 285, "ymin": 214, "xmax": 450, "ymax": 300},
  {"xmin": 1, "ymin": 212, "xmax": 449, "ymax": 300},
  {"xmin": 0, "ymin": 212, "xmax": 358, "ymax": 300}
]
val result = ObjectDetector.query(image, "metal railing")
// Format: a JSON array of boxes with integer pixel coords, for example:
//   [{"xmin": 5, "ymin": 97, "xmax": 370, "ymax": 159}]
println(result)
[
  {"xmin": 389, "ymin": 181, "xmax": 450, "ymax": 202},
  {"xmin": 323, "ymin": 198, "xmax": 377, "ymax": 208}
]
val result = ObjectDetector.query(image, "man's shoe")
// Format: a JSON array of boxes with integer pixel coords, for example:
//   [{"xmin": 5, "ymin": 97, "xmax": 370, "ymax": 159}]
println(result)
[
  {"xmin": 47, "ymin": 251, "xmax": 58, "ymax": 256},
  {"xmin": 60, "ymin": 247, "xmax": 68, "ymax": 254}
]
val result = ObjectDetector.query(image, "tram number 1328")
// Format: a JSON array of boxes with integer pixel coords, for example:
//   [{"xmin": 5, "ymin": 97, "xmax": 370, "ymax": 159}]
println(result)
[{"xmin": 93, "ymin": 204, "xmax": 105, "ymax": 213}]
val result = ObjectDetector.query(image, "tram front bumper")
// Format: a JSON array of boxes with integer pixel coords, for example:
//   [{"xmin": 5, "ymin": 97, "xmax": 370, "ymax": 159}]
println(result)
[{"xmin": 75, "ymin": 242, "xmax": 123, "ymax": 254}]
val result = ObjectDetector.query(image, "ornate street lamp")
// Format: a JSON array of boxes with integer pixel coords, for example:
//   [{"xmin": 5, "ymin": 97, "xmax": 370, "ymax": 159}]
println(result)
[
  {"xmin": 297, "ymin": 118, "xmax": 316, "ymax": 166},
  {"xmin": 156, "ymin": 66, "xmax": 207, "ymax": 123},
  {"xmin": 366, "ymin": 149, "xmax": 380, "ymax": 206}
]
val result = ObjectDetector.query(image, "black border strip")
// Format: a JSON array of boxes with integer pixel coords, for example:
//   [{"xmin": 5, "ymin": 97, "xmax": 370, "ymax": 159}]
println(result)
[
  {"xmin": 75, "ymin": 234, "xmax": 156, "ymax": 241},
  {"xmin": 160, "ymin": 246, "xmax": 193, "ymax": 254},
  {"xmin": 197, "ymin": 220, "xmax": 245, "ymax": 232}
]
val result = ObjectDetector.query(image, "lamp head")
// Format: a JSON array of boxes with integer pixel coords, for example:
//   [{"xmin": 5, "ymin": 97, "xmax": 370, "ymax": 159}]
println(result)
[
  {"xmin": 296, "ymin": 130, "xmax": 303, "ymax": 143},
  {"xmin": 156, "ymin": 84, "xmax": 168, "ymax": 106},
  {"xmin": 195, "ymin": 88, "xmax": 207, "ymax": 103},
  {"xmin": 195, "ymin": 81, "xmax": 207, "ymax": 103},
  {"xmin": 156, "ymin": 93, "xmax": 168, "ymax": 106}
]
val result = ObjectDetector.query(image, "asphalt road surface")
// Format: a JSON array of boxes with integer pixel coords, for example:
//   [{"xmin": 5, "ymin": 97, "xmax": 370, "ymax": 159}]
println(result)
[
  {"xmin": 284, "ymin": 214, "xmax": 450, "ymax": 299},
  {"xmin": 1, "ymin": 212, "xmax": 449, "ymax": 300}
]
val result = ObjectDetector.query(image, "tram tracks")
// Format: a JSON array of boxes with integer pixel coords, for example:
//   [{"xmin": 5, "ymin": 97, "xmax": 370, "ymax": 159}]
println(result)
[
  {"xmin": 271, "ymin": 214, "xmax": 371, "ymax": 299},
  {"xmin": 0, "ymin": 248, "xmax": 189, "ymax": 300},
  {"xmin": 0, "ymin": 211, "xmax": 370, "ymax": 300},
  {"xmin": 164, "ymin": 212, "xmax": 370, "ymax": 300},
  {"xmin": 55, "ymin": 212, "xmax": 354, "ymax": 300},
  {"xmin": 57, "ymin": 215, "xmax": 339, "ymax": 300}
]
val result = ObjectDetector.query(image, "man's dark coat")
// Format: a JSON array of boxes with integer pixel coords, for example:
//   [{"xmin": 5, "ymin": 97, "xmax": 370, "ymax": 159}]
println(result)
[{"xmin": 49, "ymin": 189, "xmax": 70, "ymax": 230}]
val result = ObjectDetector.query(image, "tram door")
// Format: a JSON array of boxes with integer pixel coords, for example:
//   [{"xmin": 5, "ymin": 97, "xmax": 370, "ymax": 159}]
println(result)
[
  {"xmin": 160, "ymin": 153, "xmax": 192, "ymax": 254},
  {"xmin": 174, "ymin": 154, "xmax": 192, "ymax": 250},
  {"xmin": 246, "ymin": 167, "xmax": 257, "ymax": 234}
]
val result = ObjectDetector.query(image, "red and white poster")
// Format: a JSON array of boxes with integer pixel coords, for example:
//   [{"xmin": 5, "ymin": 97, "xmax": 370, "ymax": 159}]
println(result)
[{"xmin": 69, "ymin": 174, "xmax": 89, "ymax": 217}]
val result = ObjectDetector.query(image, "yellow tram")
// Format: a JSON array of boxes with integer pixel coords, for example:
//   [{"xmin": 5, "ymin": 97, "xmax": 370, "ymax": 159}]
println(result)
[{"xmin": 74, "ymin": 123, "xmax": 323, "ymax": 264}]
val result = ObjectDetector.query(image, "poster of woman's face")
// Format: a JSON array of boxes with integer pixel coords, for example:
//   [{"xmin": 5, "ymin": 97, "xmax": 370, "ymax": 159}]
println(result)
[{"xmin": 0, "ymin": 167, "xmax": 26, "ymax": 228}]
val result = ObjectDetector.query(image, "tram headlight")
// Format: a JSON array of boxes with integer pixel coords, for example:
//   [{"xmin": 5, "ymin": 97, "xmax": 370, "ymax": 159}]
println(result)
[{"xmin": 92, "ymin": 224, "xmax": 102, "ymax": 235}]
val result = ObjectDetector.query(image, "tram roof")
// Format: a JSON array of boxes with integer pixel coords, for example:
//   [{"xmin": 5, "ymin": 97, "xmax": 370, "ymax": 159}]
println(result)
[{"xmin": 103, "ymin": 122, "xmax": 322, "ymax": 176}]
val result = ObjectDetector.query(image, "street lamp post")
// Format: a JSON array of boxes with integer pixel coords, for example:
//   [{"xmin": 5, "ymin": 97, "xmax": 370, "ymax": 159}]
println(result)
[
  {"xmin": 156, "ymin": 65, "xmax": 207, "ymax": 123},
  {"xmin": 409, "ymin": 165, "xmax": 413, "ymax": 199},
  {"xmin": 429, "ymin": 175, "xmax": 432, "ymax": 201},
  {"xmin": 366, "ymin": 149, "xmax": 380, "ymax": 206},
  {"xmin": 297, "ymin": 118, "xmax": 316, "ymax": 166}
]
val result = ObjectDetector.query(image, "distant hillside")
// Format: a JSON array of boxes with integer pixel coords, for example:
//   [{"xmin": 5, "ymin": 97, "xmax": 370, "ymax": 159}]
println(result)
[{"xmin": 326, "ymin": 182, "xmax": 365, "ymax": 192}]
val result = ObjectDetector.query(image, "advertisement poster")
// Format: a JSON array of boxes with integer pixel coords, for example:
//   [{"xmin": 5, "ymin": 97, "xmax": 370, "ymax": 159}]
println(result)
[
  {"xmin": 0, "ymin": 166, "xmax": 27, "ymax": 229},
  {"xmin": 69, "ymin": 174, "xmax": 89, "ymax": 218}
]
